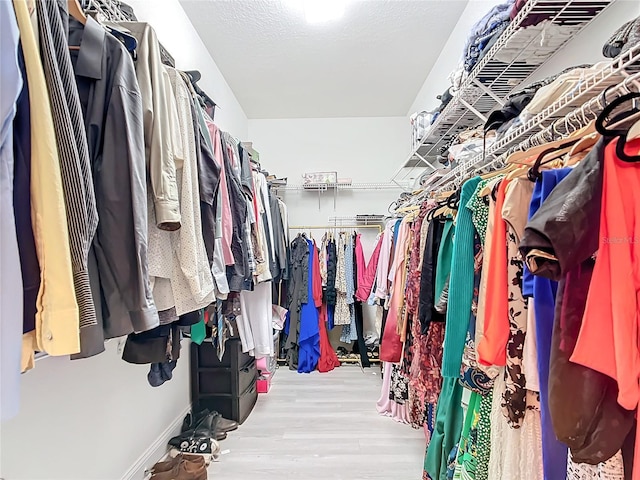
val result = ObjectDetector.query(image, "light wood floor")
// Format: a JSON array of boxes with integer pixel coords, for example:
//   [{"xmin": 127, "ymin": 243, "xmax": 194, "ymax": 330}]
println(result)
[{"xmin": 208, "ymin": 366, "xmax": 426, "ymax": 479}]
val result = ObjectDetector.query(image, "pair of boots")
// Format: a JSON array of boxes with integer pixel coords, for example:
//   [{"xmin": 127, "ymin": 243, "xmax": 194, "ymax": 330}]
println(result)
[
  {"xmin": 168, "ymin": 410, "xmax": 238, "ymax": 457},
  {"xmin": 150, "ymin": 453, "xmax": 207, "ymax": 480}
]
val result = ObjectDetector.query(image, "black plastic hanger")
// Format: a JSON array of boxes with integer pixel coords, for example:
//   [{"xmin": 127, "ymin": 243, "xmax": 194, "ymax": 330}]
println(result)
[
  {"xmin": 596, "ymin": 91, "xmax": 640, "ymax": 162},
  {"xmin": 527, "ymin": 137, "xmax": 580, "ymax": 181},
  {"xmin": 595, "ymin": 91, "xmax": 640, "ymax": 137}
]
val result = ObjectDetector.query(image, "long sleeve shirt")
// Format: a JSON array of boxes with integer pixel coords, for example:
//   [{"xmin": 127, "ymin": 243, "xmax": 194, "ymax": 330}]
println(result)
[
  {"xmin": 118, "ymin": 22, "xmax": 181, "ymax": 230},
  {"xmin": 15, "ymin": 0, "xmax": 79, "ymax": 358},
  {"xmin": 69, "ymin": 17, "xmax": 159, "ymax": 337},
  {"xmin": 374, "ymin": 220, "xmax": 395, "ymax": 301}
]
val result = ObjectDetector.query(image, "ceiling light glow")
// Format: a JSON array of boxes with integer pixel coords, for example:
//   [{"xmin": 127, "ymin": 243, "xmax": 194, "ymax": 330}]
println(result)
[
  {"xmin": 284, "ymin": 0, "xmax": 350, "ymax": 24},
  {"xmin": 303, "ymin": 0, "xmax": 346, "ymax": 23}
]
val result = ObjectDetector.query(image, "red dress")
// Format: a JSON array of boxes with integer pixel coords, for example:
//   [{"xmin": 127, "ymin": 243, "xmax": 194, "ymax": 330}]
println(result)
[{"xmin": 313, "ymin": 241, "xmax": 340, "ymax": 372}]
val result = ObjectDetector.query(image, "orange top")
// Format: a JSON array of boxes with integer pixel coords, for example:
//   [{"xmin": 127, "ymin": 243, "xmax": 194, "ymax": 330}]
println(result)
[
  {"xmin": 569, "ymin": 138, "xmax": 640, "ymax": 480},
  {"xmin": 571, "ymin": 138, "xmax": 640, "ymax": 411},
  {"xmin": 477, "ymin": 178, "xmax": 511, "ymax": 366}
]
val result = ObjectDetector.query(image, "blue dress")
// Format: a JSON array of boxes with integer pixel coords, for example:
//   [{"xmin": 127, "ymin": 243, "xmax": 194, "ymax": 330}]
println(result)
[
  {"xmin": 298, "ymin": 239, "xmax": 320, "ymax": 373},
  {"xmin": 525, "ymin": 169, "xmax": 572, "ymax": 480}
]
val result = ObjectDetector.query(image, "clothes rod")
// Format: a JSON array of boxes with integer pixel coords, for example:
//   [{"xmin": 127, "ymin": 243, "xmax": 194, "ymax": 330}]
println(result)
[{"xmin": 289, "ymin": 224, "xmax": 383, "ymax": 233}]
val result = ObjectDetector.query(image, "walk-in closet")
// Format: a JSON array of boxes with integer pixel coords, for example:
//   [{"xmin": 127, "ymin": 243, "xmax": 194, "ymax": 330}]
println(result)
[{"xmin": 2, "ymin": 0, "xmax": 640, "ymax": 479}]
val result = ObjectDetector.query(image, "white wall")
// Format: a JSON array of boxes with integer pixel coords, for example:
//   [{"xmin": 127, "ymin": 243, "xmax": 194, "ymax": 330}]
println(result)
[
  {"xmin": 0, "ymin": 342, "xmax": 190, "ymax": 480},
  {"xmin": 0, "ymin": 1, "xmax": 247, "ymax": 480},
  {"xmin": 249, "ymin": 116, "xmax": 408, "ymax": 226}
]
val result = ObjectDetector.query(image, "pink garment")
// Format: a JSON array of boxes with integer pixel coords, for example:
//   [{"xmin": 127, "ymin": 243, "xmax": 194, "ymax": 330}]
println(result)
[
  {"xmin": 207, "ymin": 121, "xmax": 234, "ymax": 266},
  {"xmin": 376, "ymin": 361, "xmax": 412, "ymax": 424},
  {"xmin": 374, "ymin": 220, "xmax": 395, "ymax": 301},
  {"xmin": 355, "ymin": 233, "xmax": 384, "ymax": 302},
  {"xmin": 380, "ymin": 219, "xmax": 410, "ymax": 363}
]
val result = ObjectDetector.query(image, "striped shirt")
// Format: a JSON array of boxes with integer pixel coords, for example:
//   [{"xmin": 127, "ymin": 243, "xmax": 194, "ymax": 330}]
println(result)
[{"xmin": 36, "ymin": 0, "xmax": 100, "ymax": 357}]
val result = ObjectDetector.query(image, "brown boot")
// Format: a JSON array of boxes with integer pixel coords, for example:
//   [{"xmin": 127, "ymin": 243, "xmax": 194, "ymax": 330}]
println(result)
[
  {"xmin": 152, "ymin": 453, "xmax": 205, "ymax": 474},
  {"xmin": 150, "ymin": 458, "xmax": 207, "ymax": 480}
]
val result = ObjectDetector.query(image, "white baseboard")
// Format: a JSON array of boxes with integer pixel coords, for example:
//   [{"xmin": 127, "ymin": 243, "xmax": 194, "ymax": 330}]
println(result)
[{"xmin": 121, "ymin": 405, "xmax": 191, "ymax": 480}]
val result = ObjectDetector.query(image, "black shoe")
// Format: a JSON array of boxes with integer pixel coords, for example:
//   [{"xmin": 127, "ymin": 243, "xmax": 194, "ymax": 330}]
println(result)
[
  {"xmin": 183, "ymin": 410, "xmax": 238, "ymax": 434},
  {"xmin": 213, "ymin": 414, "xmax": 238, "ymax": 433}
]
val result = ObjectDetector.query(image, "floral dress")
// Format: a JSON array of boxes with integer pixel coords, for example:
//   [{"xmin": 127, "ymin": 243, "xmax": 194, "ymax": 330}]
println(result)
[{"xmin": 500, "ymin": 179, "xmax": 534, "ymax": 427}]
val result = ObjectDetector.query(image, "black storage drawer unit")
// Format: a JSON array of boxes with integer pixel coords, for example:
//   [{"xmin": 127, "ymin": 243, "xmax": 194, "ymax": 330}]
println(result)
[
  {"xmin": 197, "ymin": 339, "xmax": 253, "ymax": 370},
  {"xmin": 190, "ymin": 339, "xmax": 258, "ymax": 424},
  {"xmin": 197, "ymin": 382, "xmax": 259, "ymax": 426},
  {"xmin": 197, "ymin": 361, "xmax": 257, "ymax": 395}
]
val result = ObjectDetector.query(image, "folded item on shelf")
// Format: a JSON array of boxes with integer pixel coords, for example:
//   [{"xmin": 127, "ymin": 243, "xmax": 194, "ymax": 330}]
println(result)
[
  {"xmin": 448, "ymin": 136, "xmax": 495, "ymax": 164},
  {"xmin": 463, "ymin": 0, "xmax": 515, "ymax": 72},
  {"xmin": 436, "ymin": 88, "xmax": 454, "ymax": 113},
  {"xmin": 475, "ymin": 21, "xmax": 509, "ymax": 65},
  {"xmin": 449, "ymin": 65, "xmax": 467, "ymax": 95},
  {"xmin": 510, "ymin": 0, "xmax": 548, "ymax": 28},
  {"xmin": 520, "ymin": 61, "xmax": 616, "ymax": 121},
  {"xmin": 410, "ymin": 110, "xmax": 435, "ymax": 149},
  {"xmin": 493, "ymin": 20, "xmax": 571, "ymax": 66},
  {"xmin": 484, "ymin": 91, "xmax": 536, "ymax": 132},
  {"xmin": 603, "ymin": 16, "xmax": 640, "ymax": 58}
]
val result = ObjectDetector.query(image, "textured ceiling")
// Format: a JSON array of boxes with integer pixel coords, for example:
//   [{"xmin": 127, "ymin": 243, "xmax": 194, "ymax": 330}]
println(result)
[{"xmin": 180, "ymin": 0, "xmax": 469, "ymax": 118}]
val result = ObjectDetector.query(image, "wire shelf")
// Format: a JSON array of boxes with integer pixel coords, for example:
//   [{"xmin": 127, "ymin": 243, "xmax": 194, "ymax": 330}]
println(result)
[
  {"xmin": 391, "ymin": 0, "xmax": 614, "ymax": 182},
  {"xmin": 429, "ymin": 45, "xmax": 640, "ymax": 191},
  {"xmin": 274, "ymin": 183, "xmax": 404, "ymax": 191}
]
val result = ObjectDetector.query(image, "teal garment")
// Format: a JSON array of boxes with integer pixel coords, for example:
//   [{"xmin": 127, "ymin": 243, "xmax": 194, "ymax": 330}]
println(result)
[
  {"xmin": 442, "ymin": 177, "xmax": 481, "ymax": 378},
  {"xmin": 191, "ymin": 317, "xmax": 206, "ymax": 345},
  {"xmin": 425, "ymin": 377, "xmax": 465, "ymax": 480},
  {"xmin": 435, "ymin": 219, "xmax": 455, "ymax": 300}
]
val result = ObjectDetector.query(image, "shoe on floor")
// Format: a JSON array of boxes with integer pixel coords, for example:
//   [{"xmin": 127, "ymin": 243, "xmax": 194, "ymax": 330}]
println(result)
[
  {"xmin": 182, "ymin": 410, "xmax": 238, "ymax": 435},
  {"xmin": 168, "ymin": 434, "xmax": 220, "ymax": 456},
  {"xmin": 149, "ymin": 458, "xmax": 207, "ymax": 480},
  {"xmin": 152, "ymin": 453, "xmax": 205, "ymax": 474},
  {"xmin": 212, "ymin": 414, "xmax": 238, "ymax": 433}
]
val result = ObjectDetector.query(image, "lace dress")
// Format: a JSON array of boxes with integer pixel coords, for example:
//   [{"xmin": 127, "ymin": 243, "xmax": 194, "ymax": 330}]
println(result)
[{"xmin": 334, "ymin": 234, "xmax": 350, "ymax": 325}]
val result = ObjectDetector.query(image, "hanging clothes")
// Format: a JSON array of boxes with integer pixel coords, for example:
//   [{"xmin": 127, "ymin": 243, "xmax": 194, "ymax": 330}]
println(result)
[
  {"xmin": 285, "ymin": 235, "xmax": 309, "ymax": 370},
  {"xmin": 36, "ymin": 0, "xmax": 99, "ymax": 359},
  {"xmin": 377, "ymin": 361, "xmax": 412, "ymax": 424},
  {"xmin": 355, "ymin": 232, "xmax": 384, "ymax": 302},
  {"xmin": 477, "ymin": 179, "xmax": 511, "ymax": 367},
  {"xmin": 298, "ymin": 238, "xmax": 321, "ymax": 373},
  {"xmin": 380, "ymin": 218, "xmax": 411, "ymax": 362},
  {"xmin": 501, "ymin": 178, "xmax": 534, "ymax": 427},
  {"xmin": 238, "ymin": 282, "xmax": 274, "ymax": 358},
  {"xmin": 15, "ymin": 0, "xmax": 79, "ymax": 366},
  {"xmin": 334, "ymin": 233, "xmax": 351, "ymax": 326},
  {"xmin": 520, "ymin": 140, "xmax": 634, "ymax": 465},
  {"xmin": 418, "ymin": 218, "xmax": 446, "ymax": 334},
  {"xmin": 472, "ymin": 178, "xmax": 503, "ymax": 381},
  {"xmin": 317, "ymin": 303, "xmax": 340, "ymax": 373},
  {"xmin": 442, "ymin": 177, "xmax": 481, "ymax": 379},
  {"xmin": 531, "ymin": 169, "xmax": 574, "ymax": 480},
  {"xmin": 1, "ymin": 0, "xmax": 24, "ymax": 420},
  {"xmin": 374, "ymin": 220, "xmax": 396, "ymax": 302}
]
